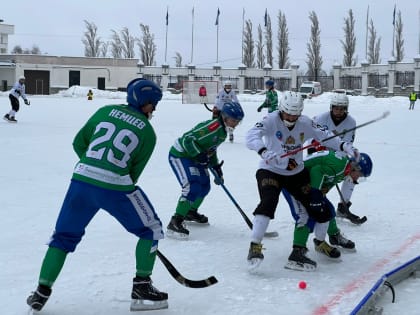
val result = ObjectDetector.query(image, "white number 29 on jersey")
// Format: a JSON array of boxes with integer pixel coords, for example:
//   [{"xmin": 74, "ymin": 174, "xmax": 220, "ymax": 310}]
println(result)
[{"xmin": 85, "ymin": 122, "xmax": 139, "ymax": 168}]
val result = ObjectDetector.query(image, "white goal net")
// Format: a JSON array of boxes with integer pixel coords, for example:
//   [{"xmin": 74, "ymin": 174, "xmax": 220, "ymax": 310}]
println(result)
[{"xmin": 182, "ymin": 81, "xmax": 219, "ymax": 104}]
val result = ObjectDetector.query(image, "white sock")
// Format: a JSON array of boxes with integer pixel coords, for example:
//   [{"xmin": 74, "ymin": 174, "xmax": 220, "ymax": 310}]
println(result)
[
  {"xmin": 314, "ymin": 222, "xmax": 329, "ymax": 241},
  {"xmin": 251, "ymin": 215, "xmax": 270, "ymax": 244}
]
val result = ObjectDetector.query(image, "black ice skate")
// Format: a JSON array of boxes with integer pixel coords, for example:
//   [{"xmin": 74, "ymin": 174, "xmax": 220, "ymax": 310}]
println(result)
[
  {"xmin": 166, "ymin": 215, "xmax": 189, "ymax": 239},
  {"xmin": 329, "ymin": 231, "xmax": 356, "ymax": 251},
  {"xmin": 284, "ymin": 246, "xmax": 317, "ymax": 271},
  {"xmin": 4, "ymin": 114, "xmax": 17, "ymax": 123},
  {"xmin": 130, "ymin": 276, "xmax": 168, "ymax": 311},
  {"xmin": 247, "ymin": 242, "xmax": 264, "ymax": 270},
  {"xmin": 313, "ymin": 239, "xmax": 341, "ymax": 260},
  {"xmin": 27, "ymin": 285, "xmax": 52, "ymax": 311},
  {"xmin": 185, "ymin": 210, "xmax": 209, "ymax": 224},
  {"xmin": 337, "ymin": 202, "xmax": 367, "ymax": 225}
]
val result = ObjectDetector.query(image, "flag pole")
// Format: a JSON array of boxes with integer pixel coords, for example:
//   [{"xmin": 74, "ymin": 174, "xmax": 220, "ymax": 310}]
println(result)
[
  {"xmin": 216, "ymin": 8, "xmax": 220, "ymax": 63},
  {"xmin": 365, "ymin": 5, "xmax": 369, "ymax": 60},
  {"xmin": 191, "ymin": 6, "xmax": 194, "ymax": 64},
  {"xmin": 165, "ymin": 6, "xmax": 168, "ymax": 63},
  {"xmin": 216, "ymin": 25, "xmax": 219, "ymax": 63},
  {"xmin": 242, "ymin": 8, "xmax": 245, "ymax": 64}
]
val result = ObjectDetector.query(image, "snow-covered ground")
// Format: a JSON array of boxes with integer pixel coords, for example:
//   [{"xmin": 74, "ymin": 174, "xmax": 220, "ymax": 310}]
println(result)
[{"xmin": 1, "ymin": 88, "xmax": 419, "ymax": 315}]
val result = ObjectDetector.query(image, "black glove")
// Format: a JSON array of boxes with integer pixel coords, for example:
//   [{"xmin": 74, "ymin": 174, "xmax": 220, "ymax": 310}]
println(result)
[
  {"xmin": 15, "ymin": 89, "xmax": 21, "ymax": 95},
  {"xmin": 24, "ymin": 99, "xmax": 30, "ymax": 106},
  {"xmin": 307, "ymin": 189, "xmax": 332, "ymax": 223},
  {"xmin": 212, "ymin": 161, "xmax": 224, "ymax": 185},
  {"xmin": 196, "ymin": 152, "xmax": 209, "ymax": 166},
  {"xmin": 257, "ymin": 105, "xmax": 263, "ymax": 112}
]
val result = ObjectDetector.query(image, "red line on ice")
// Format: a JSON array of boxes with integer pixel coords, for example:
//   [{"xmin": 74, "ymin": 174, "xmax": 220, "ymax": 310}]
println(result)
[{"xmin": 311, "ymin": 233, "xmax": 420, "ymax": 315}]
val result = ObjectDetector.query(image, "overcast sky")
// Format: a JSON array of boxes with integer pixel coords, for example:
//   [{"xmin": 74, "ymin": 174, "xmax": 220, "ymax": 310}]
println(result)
[{"xmin": 2, "ymin": 0, "xmax": 419, "ymax": 71}]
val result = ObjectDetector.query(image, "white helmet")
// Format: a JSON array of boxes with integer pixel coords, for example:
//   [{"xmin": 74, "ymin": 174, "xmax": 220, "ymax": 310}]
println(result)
[
  {"xmin": 280, "ymin": 91, "xmax": 304, "ymax": 116},
  {"xmin": 19, "ymin": 75, "xmax": 26, "ymax": 80},
  {"xmin": 330, "ymin": 93, "xmax": 349, "ymax": 110},
  {"xmin": 224, "ymin": 80, "xmax": 232, "ymax": 87}
]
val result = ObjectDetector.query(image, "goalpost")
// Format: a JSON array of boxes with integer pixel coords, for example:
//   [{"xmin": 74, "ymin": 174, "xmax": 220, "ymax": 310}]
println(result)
[{"xmin": 182, "ymin": 80, "xmax": 219, "ymax": 104}]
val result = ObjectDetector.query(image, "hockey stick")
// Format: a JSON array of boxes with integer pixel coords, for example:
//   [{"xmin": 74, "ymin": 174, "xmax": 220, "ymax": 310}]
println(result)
[
  {"xmin": 335, "ymin": 184, "xmax": 367, "ymax": 224},
  {"xmin": 209, "ymin": 168, "xmax": 279, "ymax": 238},
  {"xmin": 280, "ymin": 111, "xmax": 391, "ymax": 158},
  {"xmin": 203, "ymin": 103, "xmax": 213, "ymax": 112},
  {"xmin": 156, "ymin": 250, "xmax": 218, "ymax": 288}
]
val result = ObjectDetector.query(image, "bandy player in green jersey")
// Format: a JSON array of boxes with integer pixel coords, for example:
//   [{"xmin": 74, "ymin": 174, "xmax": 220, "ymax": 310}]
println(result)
[
  {"xmin": 283, "ymin": 150, "xmax": 373, "ymax": 271},
  {"xmin": 27, "ymin": 79, "xmax": 169, "ymax": 312},
  {"xmin": 167, "ymin": 101, "xmax": 245, "ymax": 239}
]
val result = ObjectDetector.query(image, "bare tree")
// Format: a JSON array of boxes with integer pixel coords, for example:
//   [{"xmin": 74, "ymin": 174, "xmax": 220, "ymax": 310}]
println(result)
[
  {"xmin": 138, "ymin": 24, "xmax": 156, "ymax": 66},
  {"xmin": 256, "ymin": 25, "xmax": 265, "ymax": 69},
  {"xmin": 264, "ymin": 14, "xmax": 273, "ymax": 67},
  {"xmin": 243, "ymin": 19, "xmax": 255, "ymax": 68},
  {"xmin": 277, "ymin": 10, "xmax": 290, "ymax": 69},
  {"xmin": 395, "ymin": 10, "xmax": 404, "ymax": 62},
  {"xmin": 306, "ymin": 11, "xmax": 323, "ymax": 78},
  {"xmin": 11, "ymin": 45, "xmax": 42, "ymax": 54},
  {"xmin": 120, "ymin": 27, "xmax": 136, "ymax": 58},
  {"xmin": 30, "ymin": 45, "xmax": 41, "ymax": 54},
  {"xmin": 340, "ymin": 9, "xmax": 357, "ymax": 66},
  {"xmin": 173, "ymin": 52, "xmax": 182, "ymax": 67},
  {"xmin": 11, "ymin": 45, "xmax": 23, "ymax": 54},
  {"xmin": 367, "ymin": 19, "xmax": 381, "ymax": 64},
  {"xmin": 110, "ymin": 30, "xmax": 123, "ymax": 58},
  {"xmin": 82, "ymin": 20, "xmax": 102, "ymax": 57},
  {"xmin": 99, "ymin": 42, "xmax": 109, "ymax": 57}
]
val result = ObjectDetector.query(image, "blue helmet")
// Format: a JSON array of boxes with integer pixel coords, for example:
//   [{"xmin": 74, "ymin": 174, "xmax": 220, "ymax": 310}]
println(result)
[
  {"xmin": 221, "ymin": 101, "xmax": 245, "ymax": 121},
  {"xmin": 265, "ymin": 80, "xmax": 274, "ymax": 87},
  {"xmin": 356, "ymin": 153, "xmax": 373, "ymax": 177},
  {"xmin": 126, "ymin": 78, "xmax": 162, "ymax": 110}
]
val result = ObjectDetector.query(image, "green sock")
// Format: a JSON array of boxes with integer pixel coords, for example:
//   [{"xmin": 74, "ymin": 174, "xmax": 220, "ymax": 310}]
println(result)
[
  {"xmin": 135, "ymin": 239, "xmax": 157, "ymax": 278},
  {"xmin": 293, "ymin": 225, "xmax": 310, "ymax": 248},
  {"xmin": 175, "ymin": 197, "xmax": 192, "ymax": 217},
  {"xmin": 327, "ymin": 218, "xmax": 339, "ymax": 236},
  {"xmin": 38, "ymin": 247, "xmax": 68, "ymax": 288},
  {"xmin": 191, "ymin": 197, "xmax": 204, "ymax": 211}
]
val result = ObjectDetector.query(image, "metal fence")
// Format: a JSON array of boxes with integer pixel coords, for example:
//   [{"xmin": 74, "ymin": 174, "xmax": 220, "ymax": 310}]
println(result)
[
  {"xmin": 368, "ymin": 74, "xmax": 388, "ymax": 88},
  {"xmin": 395, "ymin": 71, "xmax": 414, "ymax": 86},
  {"xmin": 340, "ymin": 76, "xmax": 362, "ymax": 90}
]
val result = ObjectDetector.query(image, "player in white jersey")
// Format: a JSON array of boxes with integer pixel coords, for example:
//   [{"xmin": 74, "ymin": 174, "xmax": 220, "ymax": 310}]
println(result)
[
  {"xmin": 312, "ymin": 93, "xmax": 362, "ymax": 224},
  {"xmin": 213, "ymin": 81, "xmax": 239, "ymax": 142},
  {"xmin": 245, "ymin": 91, "xmax": 359, "ymax": 270},
  {"xmin": 4, "ymin": 76, "xmax": 30, "ymax": 123}
]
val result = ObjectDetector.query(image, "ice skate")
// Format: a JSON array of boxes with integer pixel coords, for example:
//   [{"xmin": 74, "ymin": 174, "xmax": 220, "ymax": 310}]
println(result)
[
  {"xmin": 130, "ymin": 276, "xmax": 168, "ymax": 311},
  {"xmin": 313, "ymin": 239, "xmax": 341, "ymax": 260},
  {"xmin": 166, "ymin": 215, "xmax": 189, "ymax": 240},
  {"xmin": 337, "ymin": 202, "xmax": 367, "ymax": 225},
  {"xmin": 285, "ymin": 246, "xmax": 317, "ymax": 271},
  {"xmin": 329, "ymin": 231, "xmax": 356, "ymax": 251},
  {"xmin": 4, "ymin": 114, "xmax": 17, "ymax": 123},
  {"xmin": 27, "ymin": 285, "xmax": 52, "ymax": 312},
  {"xmin": 185, "ymin": 210, "xmax": 209, "ymax": 225},
  {"xmin": 247, "ymin": 242, "xmax": 264, "ymax": 271}
]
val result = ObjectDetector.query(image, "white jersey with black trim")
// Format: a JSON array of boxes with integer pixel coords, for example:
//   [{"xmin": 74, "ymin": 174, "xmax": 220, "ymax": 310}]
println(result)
[
  {"xmin": 313, "ymin": 111, "xmax": 356, "ymax": 143},
  {"xmin": 246, "ymin": 111, "xmax": 343, "ymax": 176},
  {"xmin": 9, "ymin": 81, "xmax": 27, "ymax": 100},
  {"xmin": 214, "ymin": 89, "xmax": 239, "ymax": 110}
]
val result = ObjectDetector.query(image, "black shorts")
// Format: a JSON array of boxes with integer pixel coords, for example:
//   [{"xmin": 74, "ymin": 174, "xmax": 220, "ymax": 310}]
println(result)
[{"xmin": 253, "ymin": 168, "xmax": 311, "ymax": 219}]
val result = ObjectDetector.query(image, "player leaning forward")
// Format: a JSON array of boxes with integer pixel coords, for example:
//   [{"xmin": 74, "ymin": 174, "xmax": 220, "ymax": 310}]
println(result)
[
  {"xmin": 245, "ymin": 91, "xmax": 359, "ymax": 268},
  {"xmin": 27, "ymin": 79, "xmax": 168, "ymax": 312}
]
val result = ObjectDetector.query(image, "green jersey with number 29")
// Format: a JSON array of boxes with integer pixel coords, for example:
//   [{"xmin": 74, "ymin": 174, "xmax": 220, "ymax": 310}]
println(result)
[{"xmin": 72, "ymin": 104, "xmax": 156, "ymax": 191}]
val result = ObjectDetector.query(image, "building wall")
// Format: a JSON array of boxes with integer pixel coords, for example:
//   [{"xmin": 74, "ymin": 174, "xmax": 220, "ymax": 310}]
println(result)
[{"xmin": 0, "ymin": 54, "xmax": 418, "ymax": 96}]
